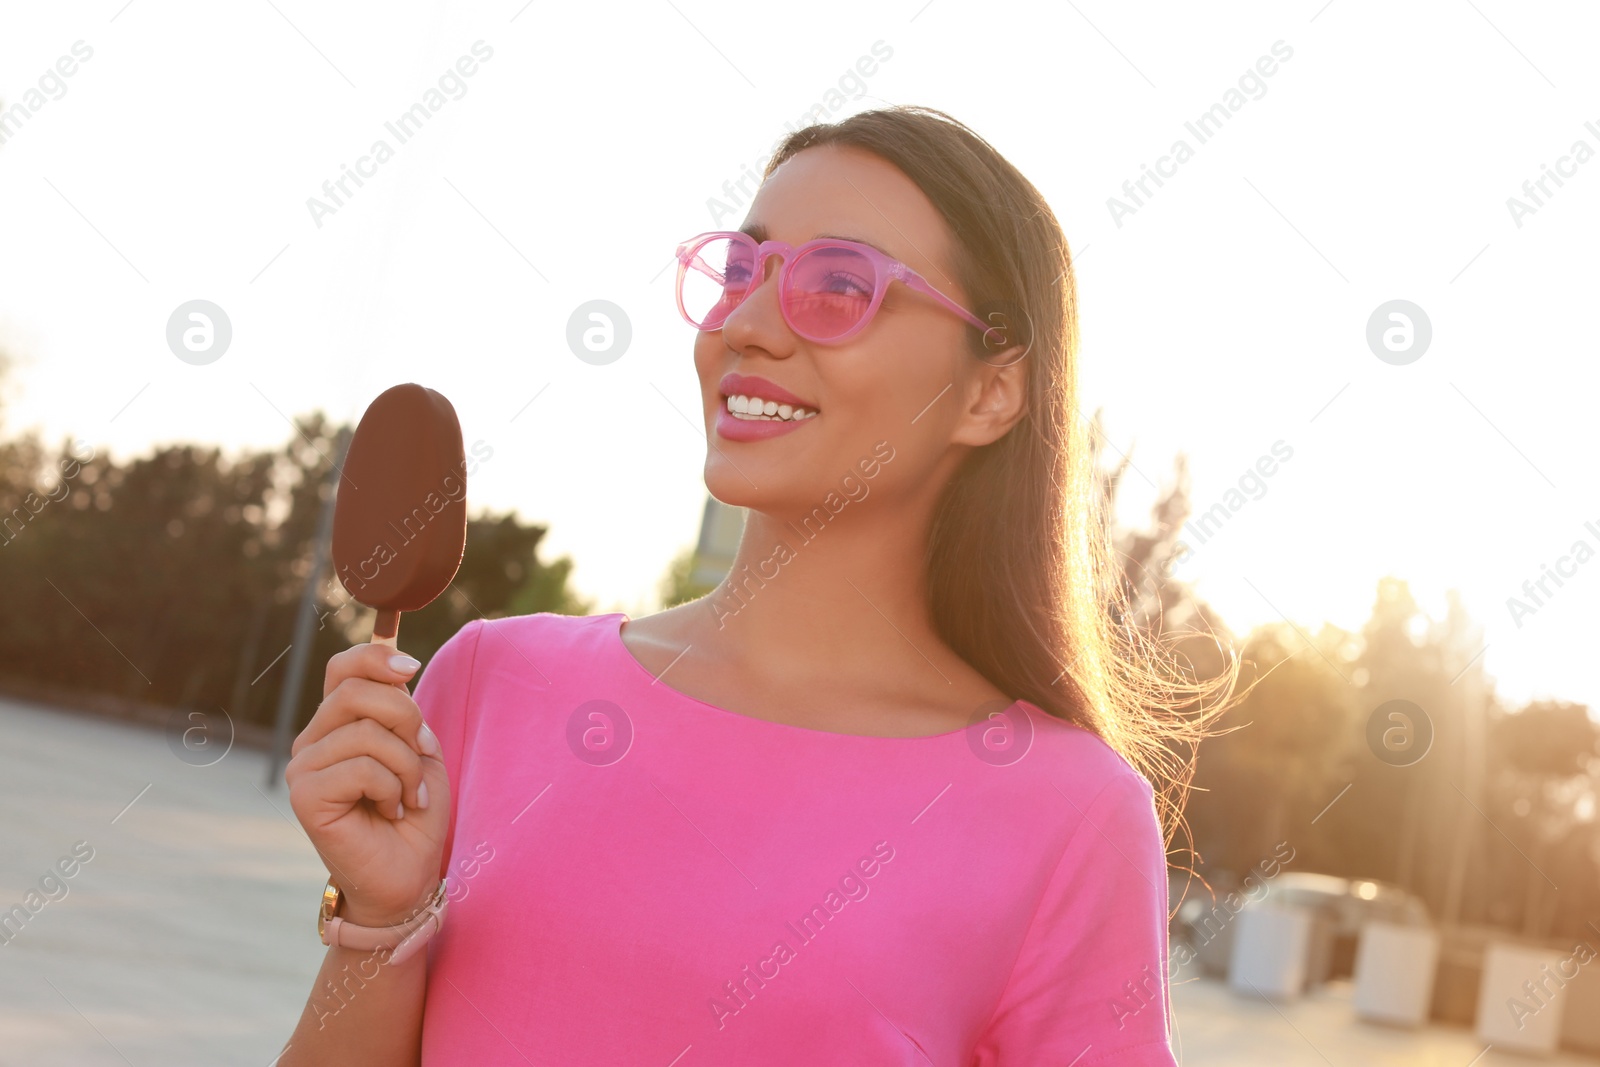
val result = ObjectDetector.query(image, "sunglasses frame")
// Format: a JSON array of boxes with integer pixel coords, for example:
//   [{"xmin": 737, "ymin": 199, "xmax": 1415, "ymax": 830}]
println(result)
[{"xmin": 674, "ymin": 229, "xmax": 1006, "ymax": 347}]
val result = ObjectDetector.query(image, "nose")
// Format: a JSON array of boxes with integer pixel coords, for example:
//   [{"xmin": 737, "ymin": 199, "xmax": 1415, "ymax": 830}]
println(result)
[{"xmin": 719, "ymin": 248, "xmax": 793, "ymax": 356}]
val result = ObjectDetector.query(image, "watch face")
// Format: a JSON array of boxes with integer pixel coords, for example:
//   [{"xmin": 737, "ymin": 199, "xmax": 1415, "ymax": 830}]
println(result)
[{"xmin": 318, "ymin": 881, "xmax": 343, "ymax": 939}]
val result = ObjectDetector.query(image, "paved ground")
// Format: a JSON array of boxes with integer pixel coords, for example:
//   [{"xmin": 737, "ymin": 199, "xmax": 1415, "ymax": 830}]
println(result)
[
  {"xmin": 1170, "ymin": 977, "xmax": 1597, "ymax": 1064},
  {"xmin": 0, "ymin": 696, "xmax": 330, "ymax": 1066},
  {"xmin": 2, "ymin": 695, "xmax": 1596, "ymax": 1065}
]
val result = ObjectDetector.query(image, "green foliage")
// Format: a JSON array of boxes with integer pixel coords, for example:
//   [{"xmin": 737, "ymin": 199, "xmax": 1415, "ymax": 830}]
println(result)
[
  {"xmin": 1493, "ymin": 700, "xmax": 1597, "ymax": 778},
  {"xmin": 1185, "ymin": 620, "xmax": 1363, "ymax": 873},
  {"xmin": 0, "ymin": 411, "xmax": 586, "ymax": 733},
  {"xmin": 1182, "ymin": 574, "xmax": 1600, "ymax": 940},
  {"xmin": 657, "ymin": 544, "xmax": 715, "ymax": 609}
]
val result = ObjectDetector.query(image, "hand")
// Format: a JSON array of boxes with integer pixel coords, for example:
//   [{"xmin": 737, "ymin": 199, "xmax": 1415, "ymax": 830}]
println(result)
[{"xmin": 286, "ymin": 642, "xmax": 451, "ymax": 928}]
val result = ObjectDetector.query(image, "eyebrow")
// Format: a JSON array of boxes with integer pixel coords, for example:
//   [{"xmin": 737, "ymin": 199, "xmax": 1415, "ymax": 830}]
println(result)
[{"xmin": 741, "ymin": 223, "xmax": 894, "ymax": 259}]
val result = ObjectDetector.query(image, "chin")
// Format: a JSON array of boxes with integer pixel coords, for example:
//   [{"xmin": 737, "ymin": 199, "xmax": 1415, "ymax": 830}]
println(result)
[
  {"xmin": 702, "ymin": 457, "xmax": 820, "ymax": 523},
  {"xmin": 702, "ymin": 459, "xmax": 771, "ymax": 512},
  {"xmin": 699, "ymin": 411, "xmax": 826, "ymax": 515}
]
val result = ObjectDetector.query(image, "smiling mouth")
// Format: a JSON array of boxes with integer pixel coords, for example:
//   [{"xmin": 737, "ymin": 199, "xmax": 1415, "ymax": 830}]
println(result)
[{"xmin": 722, "ymin": 393, "xmax": 819, "ymax": 422}]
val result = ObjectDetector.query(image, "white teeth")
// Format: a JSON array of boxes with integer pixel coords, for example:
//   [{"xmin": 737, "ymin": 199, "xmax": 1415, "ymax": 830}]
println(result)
[{"xmin": 724, "ymin": 394, "xmax": 818, "ymax": 422}]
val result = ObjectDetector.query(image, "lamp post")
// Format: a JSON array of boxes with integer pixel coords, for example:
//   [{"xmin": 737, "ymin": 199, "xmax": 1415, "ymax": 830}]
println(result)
[{"xmin": 265, "ymin": 426, "xmax": 351, "ymax": 789}]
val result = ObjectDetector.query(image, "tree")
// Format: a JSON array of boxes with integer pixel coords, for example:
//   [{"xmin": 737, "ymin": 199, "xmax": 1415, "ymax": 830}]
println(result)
[
  {"xmin": 1, "ymin": 407, "xmax": 590, "ymax": 738},
  {"xmin": 1184, "ymin": 622, "xmax": 1362, "ymax": 874},
  {"xmin": 1488, "ymin": 700, "xmax": 1599, "ymax": 938},
  {"xmin": 658, "ymin": 544, "xmax": 717, "ymax": 609},
  {"xmin": 1087, "ymin": 417, "xmax": 1232, "ymax": 677}
]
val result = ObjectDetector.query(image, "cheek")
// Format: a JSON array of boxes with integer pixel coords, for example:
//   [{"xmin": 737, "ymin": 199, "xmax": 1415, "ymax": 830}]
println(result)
[
  {"xmin": 808, "ymin": 346, "xmax": 959, "ymax": 489},
  {"xmin": 831, "ymin": 319, "xmax": 964, "ymax": 427},
  {"xmin": 692, "ymin": 335, "xmax": 722, "ymax": 408}
]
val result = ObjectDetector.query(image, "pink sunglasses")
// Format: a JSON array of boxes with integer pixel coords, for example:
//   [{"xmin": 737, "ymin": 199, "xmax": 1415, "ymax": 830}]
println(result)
[{"xmin": 674, "ymin": 229, "xmax": 1006, "ymax": 346}]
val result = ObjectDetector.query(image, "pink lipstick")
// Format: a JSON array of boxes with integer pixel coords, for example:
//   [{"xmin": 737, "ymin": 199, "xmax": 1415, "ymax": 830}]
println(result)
[{"xmin": 715, "ymin": 372, "xmax": 820, "ymax": 443}]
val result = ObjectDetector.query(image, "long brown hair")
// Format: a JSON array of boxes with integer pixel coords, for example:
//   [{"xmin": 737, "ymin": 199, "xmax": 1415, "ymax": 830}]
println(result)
[{"xmin": 764, "ymin": 106, "xmax": 1239, "ymax": 859}]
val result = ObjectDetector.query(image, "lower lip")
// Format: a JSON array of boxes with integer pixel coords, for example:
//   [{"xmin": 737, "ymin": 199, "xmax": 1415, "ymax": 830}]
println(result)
[{"xmin": 714, "ymin": 406, "xmax": 817, "ymax": 442}]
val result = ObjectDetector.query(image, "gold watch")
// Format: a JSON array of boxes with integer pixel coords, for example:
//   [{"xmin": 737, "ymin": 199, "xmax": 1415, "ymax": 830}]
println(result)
[
  {"xmin": 318, "ymin": 877, "xmax": 448, "ymax": 944},
  {"xmin": 317, "ymin": 879, "xmax": 345, "ymax": 941}
]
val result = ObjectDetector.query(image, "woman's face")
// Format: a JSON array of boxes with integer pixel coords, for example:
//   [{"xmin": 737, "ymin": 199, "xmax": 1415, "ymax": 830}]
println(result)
[{"xmin": 692, "ymin": 143, "xmax": 1023, "ymax": 521}]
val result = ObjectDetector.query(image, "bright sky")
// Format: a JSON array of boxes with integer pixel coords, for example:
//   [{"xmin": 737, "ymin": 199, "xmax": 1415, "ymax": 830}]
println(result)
[{"xmin": 3, "ymin": 1, "xmax": 1595, "ymax": 715}]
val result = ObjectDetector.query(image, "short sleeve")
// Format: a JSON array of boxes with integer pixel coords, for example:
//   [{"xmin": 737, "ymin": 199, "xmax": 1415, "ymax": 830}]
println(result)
[
  {"xmin": 971, "ymin": 771, "xmax": 1177, "ymax": 1066},
  {"xmin": 410, "ymin": 617, "xmax": 486, "ymax": 882}
]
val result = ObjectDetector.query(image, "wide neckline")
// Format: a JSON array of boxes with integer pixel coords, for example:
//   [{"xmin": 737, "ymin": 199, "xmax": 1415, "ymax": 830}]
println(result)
[{"xmin": 607, "ymin": 612, "xmax": 1022, "ymax": 742}]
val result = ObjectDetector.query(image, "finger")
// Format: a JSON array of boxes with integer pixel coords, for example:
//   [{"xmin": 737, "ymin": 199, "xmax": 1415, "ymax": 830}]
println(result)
[
  {"xmin": 291, "ymin": 755, "xmax": 406, "ymax": 825},
  {"xmin": 293, "ymin": 674, "xmax": 435, "ymax": 762},
  {"xmin": 293, "ymin": 717, "xmax": 429, "ymax": 812},
  {"xmin": 324, "ymin": 642, "xmax": 422, "ymax": 698}
]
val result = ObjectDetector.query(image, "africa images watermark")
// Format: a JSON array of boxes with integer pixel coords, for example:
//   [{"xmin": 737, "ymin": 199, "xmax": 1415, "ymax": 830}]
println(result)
[
  {"xmin": 1506, "ymin": 939, "xmax": 1597, "ymax": 1031},
  {"xmin": 708, "ymin": 839, "xmax": 896, "ymax": 1030},
  {"xmin": 1505, "ymin": 516, "xmax": 1600, "ymax": 629},
  {"xmin": 305, "ymin": 40, "xmax": 495, "ymax": 229},
  {"xmin": 331, "ymin": 438, "xmax": 493, "ymax": 601},
  {"xmin": 0, "ymin": 841, "xmax": 96, "ymax": 948},
  {"xmin": 1171, "ymin": 440, "xmax": 1293, "ymax": 567},
  {"xmin": 1168, "ymin": 841, "xmax": 1296, "ymax": 978},
  {"xmin": 705, "ymin": 40, "xmax": 894, "ymax": 226},
  {"xmin": 1112, "ymin": 840, "xmax": 1296, "ymax": 1031},
  {"xmin": 1107, "ymin": 40, "xmax": 1294, "ymax": 229},
  {"xmin": 0, "ymin": 439, "xmax": 96, "ymax": 548},
  {"xmin": 445, "ymin": 839, "xmax": 496, "ymax": 904},
  {"xmin": 1505, "ymin": 117, "xmax": 1600, "ymax": 229},
  {"xmin": 307, "ymin": 876, "xmax": 467, "ymax": 1036},
  {"xmin": 310, "ymin": 840, "xmax": 494, "ymax": 1032},
  {"xmin": 708, "ymin": 440, "xmax": 897, "ymax": 628},
  {"xmin": 0, "ymin": 40, "xmax": 94, "ymax": 148}
]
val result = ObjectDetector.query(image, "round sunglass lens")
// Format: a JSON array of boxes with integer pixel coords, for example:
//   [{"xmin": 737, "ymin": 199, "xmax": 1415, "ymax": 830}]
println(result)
[
  {"xmin": 785, "ymin": 244, "xmax": 876, "ymax": 341},
  {"xmin": 679, "ymin": 236, "xmax": 755, "ymax": 329}
]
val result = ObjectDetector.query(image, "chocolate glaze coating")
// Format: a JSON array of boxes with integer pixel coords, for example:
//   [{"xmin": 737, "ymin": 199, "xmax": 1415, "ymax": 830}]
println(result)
[{"xmin": 331, "ymin": 383, "xmax": 467, "ymax": 613}]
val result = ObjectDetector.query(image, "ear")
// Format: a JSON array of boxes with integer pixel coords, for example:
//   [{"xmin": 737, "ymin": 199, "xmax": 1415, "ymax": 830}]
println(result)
[{"xmin": 951, "ymin": 349, "xmax": 1028, "ymax": 447}]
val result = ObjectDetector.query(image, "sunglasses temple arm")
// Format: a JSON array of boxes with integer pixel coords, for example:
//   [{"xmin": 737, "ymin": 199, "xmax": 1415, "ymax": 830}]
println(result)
[{"xmin": 900, "ymin": 273, "xmax": 997, "ymax": 335}]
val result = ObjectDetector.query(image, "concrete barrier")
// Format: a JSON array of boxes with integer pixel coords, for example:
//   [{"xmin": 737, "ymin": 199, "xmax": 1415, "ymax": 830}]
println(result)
[
  {"xmin": 1230, "ymin": 903, "xmax": 1312, "ymax": 1000},
  {"xmin": 1477, "ymin": 942, "xmax": 1568, "ymax": 1055},
  {"xmin": 1353, "ymin": 920, "xmax": 1438, "ymax": 1027}
]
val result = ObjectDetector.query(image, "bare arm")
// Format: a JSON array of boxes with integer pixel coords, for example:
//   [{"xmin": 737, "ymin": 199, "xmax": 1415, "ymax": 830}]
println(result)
[
  {"xmin": 279, "ymin": 903, "xmax": 428, "ymax": 1066},
  {"xmin": 275, "ymin": 642, "xmax": 455, "ymax": 1066}
]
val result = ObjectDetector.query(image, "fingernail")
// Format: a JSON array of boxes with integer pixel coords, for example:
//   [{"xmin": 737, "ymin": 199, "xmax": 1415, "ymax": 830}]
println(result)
[
  {"xmin": 389, "ymin": 654, "xmax": 422, "ymax": 674},
  {"xmin": 395, "ymin": 801, "xmax": 405, "ymax": 820},
  {"xmin": 418, "ymin": 723, "xmax": 442, "ymax": 757},
  {"xmin": 417, "ymin": 781, "xmax": 430, "ymax": 810}
]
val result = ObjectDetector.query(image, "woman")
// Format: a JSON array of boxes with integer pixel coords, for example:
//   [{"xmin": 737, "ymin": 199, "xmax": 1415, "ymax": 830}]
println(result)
[{"xmin": 282, "ymin": 105, "xmax": 1233, "ymax": 1065}]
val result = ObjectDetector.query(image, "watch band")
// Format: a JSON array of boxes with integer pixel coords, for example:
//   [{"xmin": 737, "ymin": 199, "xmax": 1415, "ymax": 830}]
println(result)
[{"xmin": 318, "ymin": 877, "xmax": 449, "ymax": 964}]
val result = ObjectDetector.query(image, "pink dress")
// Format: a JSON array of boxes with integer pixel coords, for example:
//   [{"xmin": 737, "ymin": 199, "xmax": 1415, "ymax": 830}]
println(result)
[{"xmin": 414, "ymin": 612, "xmax": 1178, "ymax": 1065}]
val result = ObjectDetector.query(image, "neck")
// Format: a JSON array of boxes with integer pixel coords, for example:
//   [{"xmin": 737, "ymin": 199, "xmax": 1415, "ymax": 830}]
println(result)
[{"xmin": 691, "ymin": 487, "xmax": 953, "ymax": 688}]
